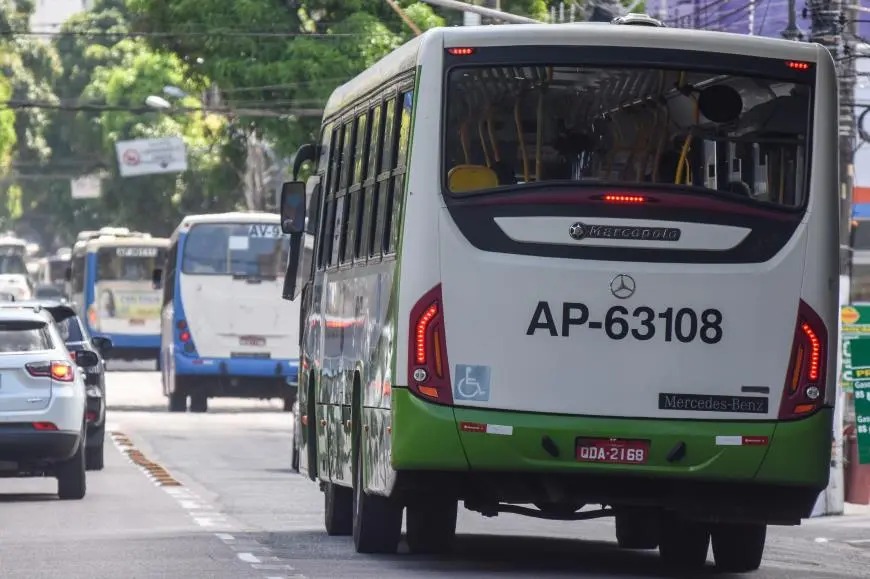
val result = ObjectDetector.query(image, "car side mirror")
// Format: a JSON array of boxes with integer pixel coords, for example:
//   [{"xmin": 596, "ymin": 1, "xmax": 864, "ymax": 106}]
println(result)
[
  {"xmin": 280, "ymin": 181, "xmax": 306, "ymax": 234},
  {"xmin": 152, "ymin": 268, "xmax": 163, "ymax": 290},
  {"xmin": 75, "ymin": 350, "xmax": 99, "ymax": 368},
  {"xmin": 91, "ymin": 336, "xmax": 112, "ymax": 354}
]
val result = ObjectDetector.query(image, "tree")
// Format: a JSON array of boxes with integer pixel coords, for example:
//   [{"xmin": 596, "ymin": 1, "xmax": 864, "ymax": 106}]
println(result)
[
  {"xmin": 0, "ymin": 3, "xmax": 18, "ymax": 183},
  {"xmin": 3, "ymin": 0, "xmax": 245, "ymax": 246},
  {"xmin": 128, "ymin": 0, "xmax": 446, "ymax": 154}
]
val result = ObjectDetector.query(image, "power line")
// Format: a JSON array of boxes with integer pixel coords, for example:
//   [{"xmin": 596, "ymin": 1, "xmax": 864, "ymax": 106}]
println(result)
[
  {"xmin": 0, "ymin": 100, "xmax": 324, "ymax": 117},
  {"xmin": 1, "ymin": 29, "xmax": 363, "ymax": 38}
]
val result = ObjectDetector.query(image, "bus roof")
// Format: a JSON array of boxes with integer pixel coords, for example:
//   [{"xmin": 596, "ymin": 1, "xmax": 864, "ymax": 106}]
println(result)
[
  {"xmin": 178, "ymin": 212, "xmax": 279, "ymax": 227},
  {"xmin": 323, "ymin": 23, "xmax": 823, "ymax": 119},
  {"xmin": 74, "ymin": 236, "xmax": 170, "ymax": 252}
]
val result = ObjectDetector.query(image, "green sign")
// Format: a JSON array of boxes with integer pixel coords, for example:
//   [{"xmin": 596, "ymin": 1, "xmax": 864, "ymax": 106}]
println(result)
[
  {"xmin": 855, "ymin": 380, "xmax": 870, "ymax": 464},
  {"xmin": 842, "ymin": 305, "xmax": 870, "ymax": 336}
]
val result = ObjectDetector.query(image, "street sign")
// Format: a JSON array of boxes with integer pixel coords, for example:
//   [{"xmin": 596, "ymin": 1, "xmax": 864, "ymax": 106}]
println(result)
[
  {"xmin": 70, "ymin": 174, "xmax": 101, "ymax": 199},
  {"xmin": 854, "ymin": 380, "xmax": 870, "ymax": 464},
  {"xmin": 114, "ymin": 136, "xmax": 188, "ymax": 177},
  {"xmin": 842, "ymin": 304, "xmax": 870, "ymax": 336}
]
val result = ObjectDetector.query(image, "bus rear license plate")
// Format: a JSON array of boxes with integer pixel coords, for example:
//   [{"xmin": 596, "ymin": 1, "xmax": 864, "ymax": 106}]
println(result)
[
  {"xmin": 239, "ymin": 336, "xmax": 266, "ymax": 346},
  {"xmin": 129, "ymin": 319, "xmax": 144, "ymax": 326},
  {"xmin": 575, "ymin": 438, "xmax": 649, "ymax": 464}
]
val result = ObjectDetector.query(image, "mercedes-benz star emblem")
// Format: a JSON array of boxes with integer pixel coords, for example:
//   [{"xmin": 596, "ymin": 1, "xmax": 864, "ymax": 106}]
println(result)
[
  {"xmin": 569, "ymin": 222, "xmax": 586, "ymax": 240},
  {"xmin": 610, "ymin": 274, "xmax": 636, "ymax": 299}
]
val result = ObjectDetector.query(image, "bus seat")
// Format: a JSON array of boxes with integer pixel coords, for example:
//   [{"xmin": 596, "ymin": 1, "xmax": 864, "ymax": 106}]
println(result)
[{"xmin": 448, "ymin": 165, "xmax": 499, "ymax": 193}]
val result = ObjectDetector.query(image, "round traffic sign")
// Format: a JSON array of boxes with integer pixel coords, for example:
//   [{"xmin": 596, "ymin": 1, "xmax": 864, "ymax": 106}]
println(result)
[
  {"xmin": 122, "ymin": 149, "xmax": 141, "ymax": 166},
  {"xmin": 843, "ymin": 306, "xmax": 860, "ymax": 325}
]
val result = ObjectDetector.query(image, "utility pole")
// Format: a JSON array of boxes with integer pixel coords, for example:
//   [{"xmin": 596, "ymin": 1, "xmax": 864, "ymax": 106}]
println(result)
[{"xmin": 802, "ymin": 0, "xmax": 851, "ymax": 517}]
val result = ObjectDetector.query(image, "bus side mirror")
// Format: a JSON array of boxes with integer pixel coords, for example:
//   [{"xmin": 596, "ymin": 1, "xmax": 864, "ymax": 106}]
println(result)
[
  {"xmin": 152, "ymin": 268, "xmax": 163, "ymax": 290},
  {"xmin": 64, "ymin": 266, "xmax": 71, "ymax": 281},
  {"xmin": 280, "ymin": 181, "xmax": 306, "ymax": 235}
]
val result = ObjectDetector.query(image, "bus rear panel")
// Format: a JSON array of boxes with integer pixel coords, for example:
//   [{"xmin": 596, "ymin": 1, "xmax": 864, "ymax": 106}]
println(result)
[
  {"xmin": 166, "ymin": 217, "xmax": 300, "ymax": 405},
  {"xmin": 89, "ymin": 243, "xmax": 167, "ymax": 361},
  {"xmin": 392, "ymin": 35, "xmax": 837, "ymax": 527}
]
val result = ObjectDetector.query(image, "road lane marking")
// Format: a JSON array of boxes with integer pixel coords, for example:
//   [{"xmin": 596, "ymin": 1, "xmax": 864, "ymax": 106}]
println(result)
[{"xmin": 110, "ymin": 428, "xmax": 308, "ymax": 578}]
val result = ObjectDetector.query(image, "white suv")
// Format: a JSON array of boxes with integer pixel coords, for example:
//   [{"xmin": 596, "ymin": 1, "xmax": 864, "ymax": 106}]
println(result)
[{"xmin": 0, "ymin": 305, "xmax": 97, "ymax": 499}]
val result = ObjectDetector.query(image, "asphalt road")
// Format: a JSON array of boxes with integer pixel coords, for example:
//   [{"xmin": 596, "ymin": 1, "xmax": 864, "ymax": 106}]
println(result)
[{"xmin": 1, "ymin": 363, "xmax": 870, "ymax": 578}]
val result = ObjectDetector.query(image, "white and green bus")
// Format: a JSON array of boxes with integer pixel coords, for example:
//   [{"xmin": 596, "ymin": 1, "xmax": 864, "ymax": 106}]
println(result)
[{"xmin": 279, "ymin": 16, "xmax": 838, "ymax": 572}]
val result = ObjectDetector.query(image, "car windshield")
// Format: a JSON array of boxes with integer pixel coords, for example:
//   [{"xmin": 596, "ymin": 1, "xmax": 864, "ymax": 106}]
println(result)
[
  {"xmin": 181, "ymin": 222, "xmax": 289, "ymax": 277},
  {"xmin": 0, "ymin": 320, "xmax": 52, "ymax": 352},
  {"xmin": 55, "ymin": 315, "xmax": 85, "ymax": 342},
  {"xmin": 35, "ymin": 286, "xmax": 65, "ymax": 299}
]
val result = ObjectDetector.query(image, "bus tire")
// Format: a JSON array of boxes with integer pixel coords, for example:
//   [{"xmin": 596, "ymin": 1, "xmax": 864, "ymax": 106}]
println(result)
[
  {"xmin": 352, "ymin": 433, "xmax": 402, "ymax": 554},
  {"xmin": 324, "ymin": 482, "xmax": 353, "ymax": 536},
  {"xmin": 658, "ymin": 516, "xmax": 709, "ymax": 570},
  {"xmin": 711, "ymin": 523, "xmax": 766, "ymax": 572},
  {"xmin": 406, "ymin": 497, "xmax": 457, "ymax": 554},
  {"xmin": 190, "ymin": 393, "xmax": 208, "ymax": 413},
  {"xmin": 168, "ymin": 391, "xmax": 187, "ymax": 412},
  {"xmin": 615, "ymin": 509, "xmax": 659, "ymax": 549}
]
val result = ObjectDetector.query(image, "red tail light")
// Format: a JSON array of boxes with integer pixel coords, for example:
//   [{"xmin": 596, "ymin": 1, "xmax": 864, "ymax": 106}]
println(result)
[
  {"xmin": 602, "ymin": 194, "xmax": 647, "ymax": 204},
  {"xmin": 179, "ymin": 330, "xmax": 191, "ymax": 342},
  {"xmin": 408, "ymin": 284, "xmax": 452, "ymax": 405},
  {"xmin": 86, "ymin": 411, "xmax": 97, "ymax": 423},
  {"xmin": 26, "ymin": 361, "xmax": 75, "ymax": 382},
  {"xmin": 32, "ymin": 422, "xmax": 58, "ymax": 431},
  {"xmin": 779, "ymin": 300, "xmax": 828, "ymax": 419},
  {"xmin": 51, "ymin": 362, "xmax": 74, "ymax": 382},
  {"xmin": 447, "ymin": 47, "xmax": 474, "ymax": 56}
]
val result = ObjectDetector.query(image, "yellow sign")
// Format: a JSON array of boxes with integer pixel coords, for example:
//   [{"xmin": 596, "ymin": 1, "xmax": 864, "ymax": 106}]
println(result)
[{"xmin": 843, "ymin": 306, "xmax": 860, "ymax": 325}]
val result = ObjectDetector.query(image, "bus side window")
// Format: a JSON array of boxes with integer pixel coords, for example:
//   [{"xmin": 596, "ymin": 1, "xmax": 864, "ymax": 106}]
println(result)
[
  {"xmin": 362, "ymin": 102, "xmax": 385, "ymax": 260},
  {"xmin": 72, "ymin": 254, "xmax": 85, "ymax": 294},
  {"xmin": 386, "ymin": 90, "xmax": 413, "ymax": 255},
  {"xmin": 163, "ymin": 241, "xmax": 178, "ymax": 307},
  {"xmin": 318, "ymin": 124, "xmax": 339, "ymax": 270},
  {"xmin": 374, "ymin": 96, "xmax": 399, "ymax": 257}
]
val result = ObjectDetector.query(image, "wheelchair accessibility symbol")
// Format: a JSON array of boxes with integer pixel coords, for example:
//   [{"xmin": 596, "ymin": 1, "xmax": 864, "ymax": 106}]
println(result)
[{"xmin": 454, "ymin": 364, "xmax": 492, "ymax": 402}]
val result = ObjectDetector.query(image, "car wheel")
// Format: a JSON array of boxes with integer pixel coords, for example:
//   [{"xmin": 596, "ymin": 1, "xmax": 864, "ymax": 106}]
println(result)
[
  {"xmin": 57, "ymin": 435, "xmax": 87, "ymax": 500},
  {"xmin": 712, "ymin": 522, "xmax": 766, "ymax": 572},
  {"xmin": 86, "ymin": 442, "xmax": 104, "ymax": 471}
]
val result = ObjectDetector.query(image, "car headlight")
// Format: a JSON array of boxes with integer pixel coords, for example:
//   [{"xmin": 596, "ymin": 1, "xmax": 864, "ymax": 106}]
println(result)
[{"xmin": 86, "ymin": 386, "xmax": 102, "ymax": 398}]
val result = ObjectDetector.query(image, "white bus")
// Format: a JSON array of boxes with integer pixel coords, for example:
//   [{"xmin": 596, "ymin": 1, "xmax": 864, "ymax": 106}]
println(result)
[
  {"xmin": 154, "ymin": 212, "xmax": 304, "ymax": 413},
  {"xmin": 279, "ymin": 16, "xmax": 839, "ymax": 572}
]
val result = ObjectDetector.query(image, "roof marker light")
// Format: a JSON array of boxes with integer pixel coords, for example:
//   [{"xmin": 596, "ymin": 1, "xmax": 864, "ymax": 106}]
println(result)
[
  {"xmin": 603, "ymin": 194, "xmax": 647, "ymax": 204},
  {"xmin": 447, "ymin": 48, "xmax": 475, "ymax": 56},
  {"xmin": 786, "ymin": 61, "xmax": 811, "ymax": 70}
]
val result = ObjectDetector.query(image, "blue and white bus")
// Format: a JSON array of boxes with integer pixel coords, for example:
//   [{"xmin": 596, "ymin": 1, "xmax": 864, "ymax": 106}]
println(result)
[
  {"xmin": 68, "ymin": 228, "xmax": 169, "ymax": 363},
  {"xmin": 154, "ymin": 212, "xmax": 305, "ymax": 413}
]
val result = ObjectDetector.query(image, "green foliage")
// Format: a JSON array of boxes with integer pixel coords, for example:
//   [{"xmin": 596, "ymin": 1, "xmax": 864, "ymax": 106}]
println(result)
[
  {"xmin": 1, "ymin": 0, "xmax": 243, "ymax": 247},
  {"xmin": 128, "ymin": 0, "xmax": 445, "ymax": 153}
]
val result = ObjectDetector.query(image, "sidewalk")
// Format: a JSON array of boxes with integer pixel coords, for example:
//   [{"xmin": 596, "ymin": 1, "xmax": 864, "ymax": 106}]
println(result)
[{"xmin": 844, "ymin": 502, "xmax": 870, "ymax": 516}]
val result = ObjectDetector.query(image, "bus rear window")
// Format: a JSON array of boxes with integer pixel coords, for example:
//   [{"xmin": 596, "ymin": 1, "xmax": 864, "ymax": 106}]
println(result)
[
  {"xmin": 443, "ymin": 63, "xmax": 811, "ymax": 207},
  {"xmin": 97, "ymin": 246, "xmax": 165, "ymax": 282},
  {"xmin": 181, "ymin": 223, "xmax": 289, "ymax": 277}
]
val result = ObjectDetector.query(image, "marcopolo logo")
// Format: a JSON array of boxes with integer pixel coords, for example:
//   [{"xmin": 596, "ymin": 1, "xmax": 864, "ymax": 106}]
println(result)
[{"xmin": 568, "ymin": 222, "xmax": 682, "ymax": 242}]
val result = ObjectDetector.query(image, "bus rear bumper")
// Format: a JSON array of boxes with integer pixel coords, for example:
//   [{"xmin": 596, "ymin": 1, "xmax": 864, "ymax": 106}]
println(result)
[
  {"xmin": 96, "ymin": 333, "xmax": 160, "ymax": 361},
  {"xmin": 390, "ymin": 389, "xmax": 833, "ymax": 525},
  {"xmin": 174, "ymin": 355, "xmax": 299, "ymax": 399}
]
